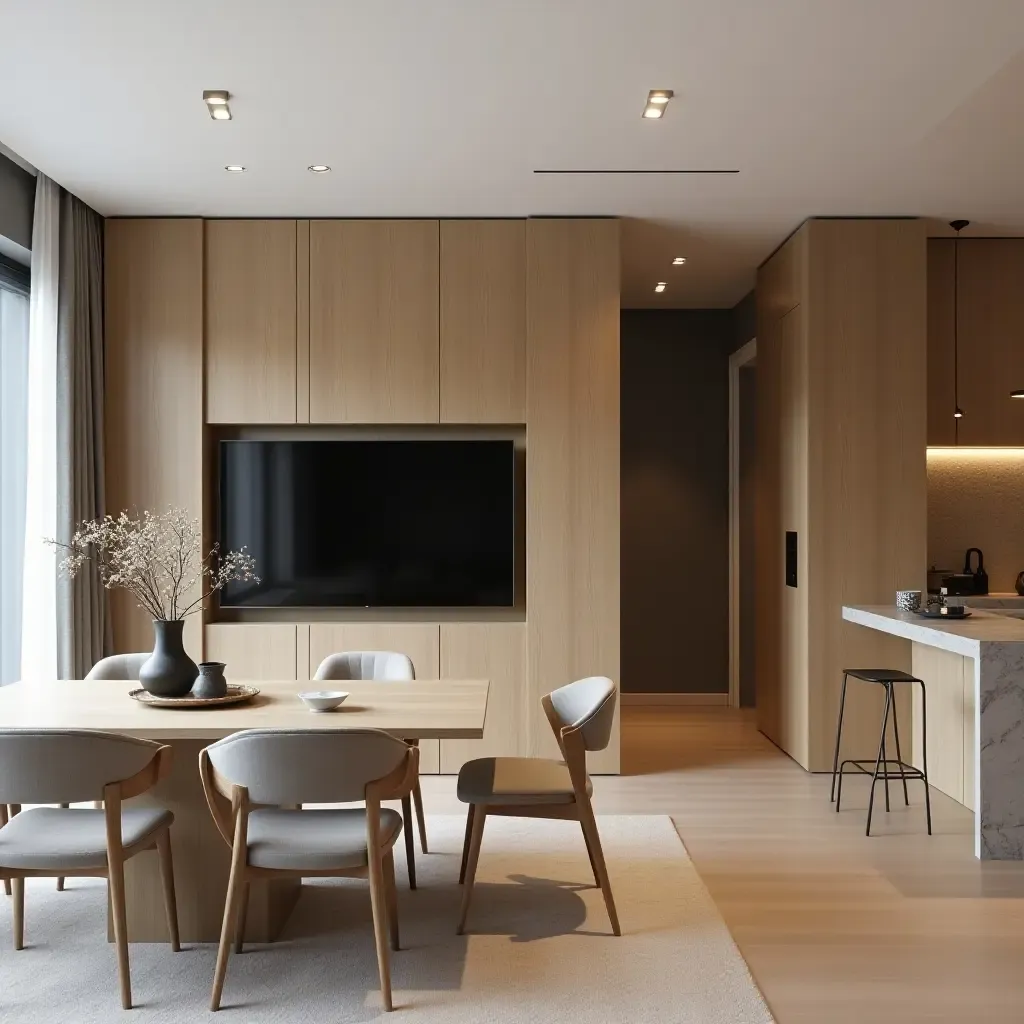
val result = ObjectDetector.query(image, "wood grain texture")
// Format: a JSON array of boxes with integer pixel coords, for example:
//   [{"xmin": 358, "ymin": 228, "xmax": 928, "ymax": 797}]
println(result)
[
  {"xmin": 308, "ymin": 622, "xmax": 442, "ymax": 772},
  {"xmin": 526, "ymin": 218, "xmax": 620, "ymax": 772},
  {"xmin": 204, "ymin": 220, "xmax": 297, "ymax": 423},
  {"xmin": 926, "ymin": 239, "xmax": 957, "ymax": 446},
  {"xmin": 440, "ymin": 220, "xmax": 525, "ymax": 423},
  {"xmin": 104, "ymin": 219, "xmax": 204, "ymax": 655},
  {"xmin": 296, "ymin": 220, "xmax": 310, "ymax": 423},
  {"xmin": 911, "ymin": 642, "xmax": 967, "ymax": 804},
  {"xmin": 204, "ymin": 624, "xmax": 298, "ymax": 680},
  {"xmin": 439, "ymin": 622, "xmax": 526, "ymax": 772},
  {"xmin": 955, "ymin": 239, "xmax": 1024, "ymax": 446},
  {"xmin": 308, "ymin": 220, "xmax": 439, "ymax": 423}
]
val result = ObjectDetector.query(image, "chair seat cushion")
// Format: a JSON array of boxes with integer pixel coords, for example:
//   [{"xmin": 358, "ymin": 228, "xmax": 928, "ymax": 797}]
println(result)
[
  {"xmin": 0, "ymin": 806, "xmax": 173, "ymax": 871},
  {"xmin": 246, "ymin": 808, "xmax": 403, "ymax": 871},
  {"xmin": 457, "ymin": 757, "xmax": 589, "ymax": 806}
]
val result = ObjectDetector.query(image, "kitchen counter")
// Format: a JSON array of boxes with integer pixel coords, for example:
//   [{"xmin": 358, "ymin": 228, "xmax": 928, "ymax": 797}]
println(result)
[{"xmin": 843, "ymin": 605, "xmax": 1024, "ymax": 859}]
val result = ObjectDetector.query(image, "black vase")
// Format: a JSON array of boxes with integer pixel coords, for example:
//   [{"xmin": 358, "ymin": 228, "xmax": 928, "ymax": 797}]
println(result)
[
  {"xmin": 139, "ymin": 620, "xmax": 198, "ymax": 698},
  {"xmin": 193, "ymin": 661, "xmax": 228, "ymax": 699}
]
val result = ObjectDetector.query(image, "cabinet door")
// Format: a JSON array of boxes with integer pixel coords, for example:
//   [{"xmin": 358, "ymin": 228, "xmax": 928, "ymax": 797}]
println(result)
[
  {"xmin": 205, "ymin": 624, "xmax": 299, "ymax": 680},
  {"xmin": 307, "ymin": 623, "xmax": 441, "ymax": 772},
  {"xmin": 205, "ymin": 221, "xmax": 298, "ymax": 424},
  {"xmin": 439, "ymin": 622, "xmax": 526, "ymax": 773},
  {"xmin": 440, "ymin": 220, "xmax": 525, "ymax": 422},
  {"xmin": 926, "ymin": 240, "xmax": 956, "ymax": 446},
  {"xmin": 309, "ymin": 221, "xmax": 439, "ymax": 423}
]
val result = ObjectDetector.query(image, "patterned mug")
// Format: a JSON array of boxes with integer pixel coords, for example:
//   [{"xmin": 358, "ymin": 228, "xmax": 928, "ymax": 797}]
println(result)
[{"xmin": 896, "ymin": 590, "xmax": 922, "ymax": 612}]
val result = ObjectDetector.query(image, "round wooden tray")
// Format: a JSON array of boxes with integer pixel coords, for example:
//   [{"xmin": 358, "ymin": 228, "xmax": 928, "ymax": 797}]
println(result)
[{"xmin": 128, "ymin": 684, "xmax": 260, "ymax": 709}]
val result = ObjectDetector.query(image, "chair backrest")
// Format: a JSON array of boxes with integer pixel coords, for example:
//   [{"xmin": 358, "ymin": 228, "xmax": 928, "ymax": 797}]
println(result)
[
  {"xmin": 85, "ymin": 653, "xmax": 149, "ymax": 680},
  {"xmin": 313, "ymin": 651, "xmax": 415, "ymax": 682},
  {"xmin": 201, "ymin": 728, "xmax": 409, "ymax": 805},
  {"xmin": 546, "ymin": 676, "xmax": 617, "ymax": 752},
  {"xmin": 0, "ymin": 729, "xmax": 164, "ymax": 804}
]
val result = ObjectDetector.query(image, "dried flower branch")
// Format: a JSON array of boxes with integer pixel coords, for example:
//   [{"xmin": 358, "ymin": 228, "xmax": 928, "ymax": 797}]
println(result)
[{"xmin": 47, "ymin": 508, "xmax": 259, "ymax": 621}]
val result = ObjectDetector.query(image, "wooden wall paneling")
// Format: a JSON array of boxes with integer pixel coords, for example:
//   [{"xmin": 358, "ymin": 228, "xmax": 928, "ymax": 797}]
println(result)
[
  {"xmin": 204, "ymin": 220, "xmax": 298, "ymax": 423},
  {"xmin": 105, "ymin": 219, "xmax": 204, "ymax": 656},
  {"xmin": 439, "ymin": 622, "xmax": 526, "ymax": 772},
  {"xmin": 204, "ymin": 624, "xmax": 299, "ymax": 681},
  {"xmin": 296, "ymin": 220, "xmax": 310, "ymax": 423},
  {"xmin": 308, "ymin": 623, "xmax": 441, "ymax": 772},
  {"xmin": 926, "ymin": 240, "xmax": 956, "ymax": 446},
  {"xmin": 807, "ymin": 220, "xmax": 927, "ymax": 772},
  {"xmin": 526, "ymin": 218, "xmax": 620, "ymax": 772},
  {"xmin": 910, "ymin": 643, "xmax": 966, "ymax": 804},
  {"xmin": 440, "ymin": 220, "xmax": 526, "ymax": 422},
  {"xmin": 956, "ymin": 239, "xmax": 1024, "ymax": 446},
  {"xmin": 963, "ymin": 658, "xmax": 977, "ymax": 812},
  {"xmin": 296, "ymin": 622, "xmax": 310, "ymax": 681},
  {"xmin": 308, "ymin": 220, "xmax": 440, "ymax": 423}
]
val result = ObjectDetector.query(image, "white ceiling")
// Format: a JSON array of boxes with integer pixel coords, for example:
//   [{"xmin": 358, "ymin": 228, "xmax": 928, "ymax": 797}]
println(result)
[{"xmin": 2, "ymin": 0, "xmax": 1024, "ymax": 307}]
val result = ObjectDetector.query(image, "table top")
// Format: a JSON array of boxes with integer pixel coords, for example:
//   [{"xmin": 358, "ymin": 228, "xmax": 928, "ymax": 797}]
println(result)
[
  {"xmin": 0, "ymin": 678, "xmax": 489, "ymax": 741},
  {"xmin": 843, "ymin": 605, "xmax": 1024, "ymax": 658}
]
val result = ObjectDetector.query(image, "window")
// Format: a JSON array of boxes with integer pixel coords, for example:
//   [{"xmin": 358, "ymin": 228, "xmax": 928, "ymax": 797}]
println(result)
[{"xmin": 1, "ymin": 255, "xmax": 30, "ymax": 684}]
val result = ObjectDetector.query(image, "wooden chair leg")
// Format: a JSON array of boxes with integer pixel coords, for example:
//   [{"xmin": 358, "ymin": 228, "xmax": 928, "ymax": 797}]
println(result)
[
  {"xmin": 412, "ymin": 782, "xmax": 429, "ymax": 854},
  {"xmin": 12, "ymin": 877, "xmax": 24, "ymax": 949},
  {"xmin": 368, "ymin": 850, "xmax": 394, "ymax": 1011},
  {"xmin": 156, "ymin": 830, "xmax": 181, "ymax": 952},
  {"xmin": 108, "ymin": 857, "xmax": 133, "ymax": 1009},
  {"xmin": 384, "ymin": 850, "xmax": 400, "ymax": 951},
  {"xmin": 579, "ymin": 803, "xmax": 620, "ymax": 936},
  {"xmin": 458, "ymin": 804, "xmax": 476, "ymax": 885},
  {"xmin": 580, "ymin": 820, "xmax": 600, "ymax": 887},
  {"xmin": 234, "ymin": 882, "xmax": 250, "ymax": 954},
  {"xmin": 400, "ymin": 795, "xmax": 417, "ymax": 890},
  {"xmin": 211, "ymin": 862, "xmax": 247, "ymax": 1011},
  {"xmin": 457, "ymin": 805, "xmax": 487, "ymax": 935}
]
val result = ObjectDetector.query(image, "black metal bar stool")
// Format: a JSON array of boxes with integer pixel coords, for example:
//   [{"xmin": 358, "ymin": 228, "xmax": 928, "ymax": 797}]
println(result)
[{"xmin": 830, "ymin": 668, "xmax": 932, "ymax": 836}]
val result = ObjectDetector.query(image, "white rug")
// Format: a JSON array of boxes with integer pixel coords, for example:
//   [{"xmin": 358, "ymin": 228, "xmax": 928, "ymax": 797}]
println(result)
[{"xmin": 0, "ymin": 815, "xmax": 773, "ymax": 1023}]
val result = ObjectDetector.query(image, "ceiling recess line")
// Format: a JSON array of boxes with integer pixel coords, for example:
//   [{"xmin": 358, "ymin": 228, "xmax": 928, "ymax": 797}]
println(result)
[{"xmin": 533, "ymin": 169, "xmax": 740, "ymax": 174}]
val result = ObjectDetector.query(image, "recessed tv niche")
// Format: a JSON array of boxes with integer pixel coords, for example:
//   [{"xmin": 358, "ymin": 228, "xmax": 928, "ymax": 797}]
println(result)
[{"xmin": 218, "ymin": 439, "xmax": 515, "ymax": 608}]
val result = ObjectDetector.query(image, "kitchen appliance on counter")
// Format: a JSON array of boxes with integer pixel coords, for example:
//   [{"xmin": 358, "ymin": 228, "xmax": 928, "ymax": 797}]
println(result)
[
  {"xmin": 927, "ymin": 566, "xmax": 956, "ymax": 595},
  {"xmin": 934, "ymin": 549, "xmax": 990, "ymax": 597},
  {"xmin": 964, "ymin": 548, "xmax": 989, "ymax": 596},
  {"xmin": 1016, "ymin": 571, "xmax": 1024, "ymax": 597}
]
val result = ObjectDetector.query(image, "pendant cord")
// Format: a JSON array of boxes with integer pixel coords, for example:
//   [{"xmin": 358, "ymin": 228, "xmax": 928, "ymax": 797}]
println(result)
[{"xmin": 954, "ymin": 226, "xmax": 960, "ymax": 443}]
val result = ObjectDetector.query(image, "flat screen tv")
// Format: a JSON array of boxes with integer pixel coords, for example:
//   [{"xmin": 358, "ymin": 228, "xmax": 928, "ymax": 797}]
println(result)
[{"xmin": 218, "ymin": 439, "xmax": 515, "ymax": 608}]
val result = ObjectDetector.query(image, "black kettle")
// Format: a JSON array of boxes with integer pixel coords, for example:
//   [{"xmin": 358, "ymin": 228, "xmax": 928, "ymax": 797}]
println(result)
[{"xmin": 964, "ymin": 548, "xmax": 989, "ymax": 596}]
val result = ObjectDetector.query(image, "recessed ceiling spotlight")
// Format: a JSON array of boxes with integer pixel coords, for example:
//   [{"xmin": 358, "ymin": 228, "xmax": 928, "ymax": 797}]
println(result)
[
  {"xmin": 654, "ymin": 282, "xmax": 667, "ymax": 293},
  {"xmin": 203, "ymin": 90, "xmax": 232, "ymax": 121},
  {"xmin": 642, "ymin": 89, "xmax": 674, "ymax": 119},
  {"xmin": 308, "ymin": 164, "xmax": 331, "ymax": 173},
  {"xmin": 672, "ymin": 257, "xmax": 687, "ymax": 265},
  {"xmin": 225, "ymin": 165, "xmax": 246, "ymax": 173}
]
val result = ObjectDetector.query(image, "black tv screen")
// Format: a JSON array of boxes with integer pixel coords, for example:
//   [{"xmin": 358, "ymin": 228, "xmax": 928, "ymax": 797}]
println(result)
[{"xmin": 218, "ymin": 439, "xmax": 515, "ymax": 608}]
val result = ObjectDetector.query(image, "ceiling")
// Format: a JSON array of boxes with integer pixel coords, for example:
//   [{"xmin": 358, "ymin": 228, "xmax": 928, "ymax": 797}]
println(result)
[{"xmin": 2, "ymin": 1, "xmax": 1023, "ymax": 307}]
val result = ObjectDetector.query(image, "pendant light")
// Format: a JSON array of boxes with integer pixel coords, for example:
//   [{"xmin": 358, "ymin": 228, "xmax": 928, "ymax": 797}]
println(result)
[{"xmin": 950, "ymin": 219, "xmax": 968, "ymax": 425}]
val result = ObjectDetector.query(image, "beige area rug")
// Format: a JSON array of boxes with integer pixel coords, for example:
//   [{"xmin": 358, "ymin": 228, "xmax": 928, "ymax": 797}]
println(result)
[{"xmin": 0, "ymin": 815, "xmax": 773, "ymax": 1023}]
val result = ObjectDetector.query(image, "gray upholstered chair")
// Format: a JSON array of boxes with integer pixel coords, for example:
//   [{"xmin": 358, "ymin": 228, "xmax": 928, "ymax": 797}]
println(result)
[
  {"xmin": 456, "ymin": 675, "xmax": 620, "ymax": 936},
  {"xmin": 313, "ymin": 651, "xmax": 428, "ymax": 889},
  {"xmin": 200, "ymin": 728, "xmax": 417, "ymax": 1013},
  {"xmin": 85, "ymin": 653, "xmax": 149, "ymax": 681},
  {"xmin": 0, "ymin": 729, "xmax": 179, "ymax": 1009}
]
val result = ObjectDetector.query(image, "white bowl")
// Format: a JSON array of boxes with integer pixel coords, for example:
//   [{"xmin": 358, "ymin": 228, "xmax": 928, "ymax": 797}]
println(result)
[{"xmin": 298, "ymin": 690, "xmax": 350, "ymax": 713}]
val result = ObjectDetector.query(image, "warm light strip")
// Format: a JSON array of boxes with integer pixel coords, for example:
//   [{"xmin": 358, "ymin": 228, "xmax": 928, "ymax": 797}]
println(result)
[{"xmin": 927, "ymin": 447, "xmax": 1024, "ymax": 456}]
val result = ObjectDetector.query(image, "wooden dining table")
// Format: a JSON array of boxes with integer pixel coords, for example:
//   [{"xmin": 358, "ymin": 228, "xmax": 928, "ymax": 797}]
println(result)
[{"xmin": 0, "ymin": 678, "xmax": 489, "ymax": 942}]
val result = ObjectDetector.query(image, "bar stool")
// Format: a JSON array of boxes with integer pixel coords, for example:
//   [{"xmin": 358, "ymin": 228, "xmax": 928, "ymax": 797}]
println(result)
[{"xmin": 830, "ymin": 668, "xmax": 932, "ymax": 836}]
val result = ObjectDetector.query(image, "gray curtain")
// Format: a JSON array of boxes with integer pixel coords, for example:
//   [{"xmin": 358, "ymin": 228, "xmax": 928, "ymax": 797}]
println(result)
[{"xmin": 56, "ymin": 192, "xmax": 109, "ymax": 678}]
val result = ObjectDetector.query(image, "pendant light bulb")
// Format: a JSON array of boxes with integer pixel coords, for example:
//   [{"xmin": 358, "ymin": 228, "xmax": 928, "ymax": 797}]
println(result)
[{"xmin": 954, "ymin": 407, "xmax": 964, "ymax": 419}]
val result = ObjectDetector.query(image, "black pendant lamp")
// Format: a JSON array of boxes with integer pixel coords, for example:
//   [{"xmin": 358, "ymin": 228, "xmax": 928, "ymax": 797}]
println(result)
[{"xmin": 950, "ymin": 219, "xmax": 968, "ymax": 424}]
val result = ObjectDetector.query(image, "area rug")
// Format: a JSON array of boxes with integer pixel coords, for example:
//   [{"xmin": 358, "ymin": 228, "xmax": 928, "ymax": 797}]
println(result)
[{"xmin": 0, "ymin": 815, "xmax": 773, "ymax": 1023}]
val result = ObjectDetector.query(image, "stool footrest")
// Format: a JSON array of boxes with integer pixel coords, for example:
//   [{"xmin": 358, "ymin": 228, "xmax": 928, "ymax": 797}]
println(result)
[{"xmin": 837, "ymin": 758, "xmax": 926, "ymax": 782}]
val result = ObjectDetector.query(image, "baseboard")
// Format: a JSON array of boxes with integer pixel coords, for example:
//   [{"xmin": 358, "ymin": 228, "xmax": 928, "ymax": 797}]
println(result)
[{"xmin": 621, "ymin": 692, "xmax": 729, "ymax": 706}]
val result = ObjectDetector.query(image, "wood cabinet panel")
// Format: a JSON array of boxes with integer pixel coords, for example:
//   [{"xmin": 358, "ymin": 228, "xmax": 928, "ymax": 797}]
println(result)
[
  {"xmin": 440, "ymin": 220, "xmax": 525, "ymax": 422},
  {"xmin": 926, "ymin": 240, "xmax": 957, "ymax": 446},
  {"xmin": 439, "ymin": 622, "xmax": 526, "ymax": 772},
  {"xmin": 205, "ymin": 220, "xmax": 297, "ymax": 424},
  {"xmin": 911, "ymin": 643, "xmax": 967, "ymax": 804},
  {"xmin": 308, "ymin": 220, "xmax": 439, "ymax": 423},
  {"xmin": 205, "ymin": 624, "xmax": 299, "ymax": 680},
  {"xmin": 307, "ymin": 623, "xmax": 441, "ymax": 772}
]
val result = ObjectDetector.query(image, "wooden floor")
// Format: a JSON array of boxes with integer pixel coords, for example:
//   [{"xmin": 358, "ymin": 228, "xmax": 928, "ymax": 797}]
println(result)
[{"xmin": 421, "ymin": 706, "xmax": 1024, "ymax": 1023}]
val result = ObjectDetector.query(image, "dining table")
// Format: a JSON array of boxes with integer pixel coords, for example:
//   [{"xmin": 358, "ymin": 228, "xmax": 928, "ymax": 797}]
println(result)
[{"xmin": 0, "ymin": 677, "xmax": 489, "ymax": 942}]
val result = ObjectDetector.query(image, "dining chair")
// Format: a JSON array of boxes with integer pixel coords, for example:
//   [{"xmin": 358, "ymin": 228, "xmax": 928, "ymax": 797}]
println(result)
[
  {"xmin": 313, "ymin": 651, "xmax": 428, "ymax": 889},
  {"xmin": 199, "ymin": 727, "xmax": 417, "ymax": 1013},
  {"xmin": 455, "ymin": 675, "xmax": 620, "ymax": 936},
  {"xmin": 0, "ymin": 729, "xmax": 179, "ymax": 1009}
]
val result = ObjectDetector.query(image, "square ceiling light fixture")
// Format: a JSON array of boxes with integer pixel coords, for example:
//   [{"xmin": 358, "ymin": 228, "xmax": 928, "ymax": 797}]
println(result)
[
  {"xmin": 642, "ymin": 90, "xmax": 674, "ymax": 119},
  {"xmin": 203, "ymin": 90, "xmax": 232, "ymax": 120}
]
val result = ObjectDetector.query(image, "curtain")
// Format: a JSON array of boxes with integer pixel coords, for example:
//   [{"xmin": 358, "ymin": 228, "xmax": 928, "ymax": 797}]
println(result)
[{"xmin": 56, "ymin": 192, "xmax": 108, "ymax": 678}]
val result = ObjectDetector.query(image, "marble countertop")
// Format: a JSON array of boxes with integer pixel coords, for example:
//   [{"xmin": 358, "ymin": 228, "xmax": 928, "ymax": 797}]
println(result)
[{"xmin": 842, "ymin": 605, "xmax": 1024, "ymax": 658}]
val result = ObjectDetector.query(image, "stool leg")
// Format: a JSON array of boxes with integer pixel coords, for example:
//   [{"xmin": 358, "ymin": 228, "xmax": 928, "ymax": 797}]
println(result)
[
  {"xmin": 881, "ymin": 710, "xmax": 891, "ymax": 813},
  {"xmin": 889, "ymin": 684, "xmax": 910, "ymax": 807},
  {"xmin": 831, "ymin": 673, "xmax": 850, "ymax": 803},
  {"xmin": 919, "ymin": 680, "xmax": 933, "ymax": 835},
  {"xmin": 866, "ymin": 683, "xmax": 893, "ymax": 837}
]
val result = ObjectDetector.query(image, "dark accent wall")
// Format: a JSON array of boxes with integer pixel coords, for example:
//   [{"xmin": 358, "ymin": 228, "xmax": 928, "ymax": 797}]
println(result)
[
  {"xmin": 0, "ymin": 152, "xmax": 34, "ymax": 250},
  {"xmin": 739, "ymin": 364, "xmax": 757, "ymax": 706},
  {"xmin": 621, "ymin": 309, "xmax": 732, "ymax": 693}
]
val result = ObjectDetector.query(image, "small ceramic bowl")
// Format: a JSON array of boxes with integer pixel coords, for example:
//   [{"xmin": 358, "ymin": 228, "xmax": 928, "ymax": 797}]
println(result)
[{"xmin": 298, "ymin": 690, "xmax": 350, "ymax": 713}]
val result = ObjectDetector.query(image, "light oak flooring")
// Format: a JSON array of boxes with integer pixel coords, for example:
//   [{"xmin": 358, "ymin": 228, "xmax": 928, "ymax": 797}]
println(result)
[{"xmin": 420, "ymin": 706, "xmax": 1024, "ymax": 1023}]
